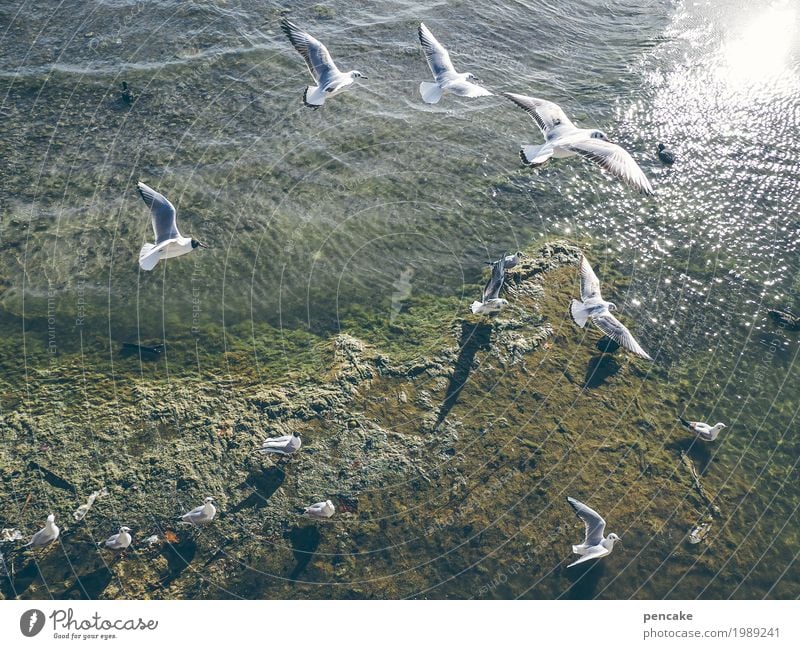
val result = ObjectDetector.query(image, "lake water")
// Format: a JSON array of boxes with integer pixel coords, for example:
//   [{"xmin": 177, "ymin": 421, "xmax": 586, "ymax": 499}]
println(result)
[{"xmin": 0, "ymin": 0, "xmax": 798, "ymax": 598}]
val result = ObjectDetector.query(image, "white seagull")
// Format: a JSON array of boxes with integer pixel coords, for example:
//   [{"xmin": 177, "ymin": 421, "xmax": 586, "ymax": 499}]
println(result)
[
  {"xmin": 101, "ymin": 526, "xmax": 132, "ymax": 551},
  {"xmin": 679, "ymin": 417, "xmax": 726, "ymax": 441},
  {"xmin": 502, "ymin": 92, "xmax": 653, "ymax": 194},
  {"xmin": 281, "ymin": 18, "xmax": 366, "ymax": 107},
  {"xmin": 570, "ymin": 255, "xmax": 652, "ymax": 360},
  {"xmin": 303, "ymin": 500, "xmax": 335, "ymax": 519},
  {"xmin": 259, "ymin": 432, "xmax": 302, "ymax": 456},
  {"xmin": 25, "ymin": 514, "xmax": 60, "ymax": 548},
  {"xmin": 417, "ymin": 23, "xmax": 492, "ymax": 104},
  {"xmin": 471, "ymin": 255, "xmax": 510, "ymax": 315},
  {"xmin": 180, "ymin": 497, "xmax": 216, "ymax": 526},
  {"xmin": 566, "ymin": 497, "xmax": 621, "ymax": 567},
  {"xmin": 136, "ymin": 181, "xmax": 208, "ymax": 271}
]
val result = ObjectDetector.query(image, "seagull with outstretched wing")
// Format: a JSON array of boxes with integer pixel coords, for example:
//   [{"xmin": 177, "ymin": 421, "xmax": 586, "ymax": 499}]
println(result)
[
  {"xmin": 417, "ymin": 23, "xmax": 492, "ymax": 104},
  {"xmin": 566, "ymin": 497, "xmax": 621, "ymax": 567},
  {"xmin": 471, "ymin": 255, "xmax": 510, "ymax": 315},
  {"xmin": 136, "ymin": 182, "xmax": 208, "ymax": 271},
  {"xmin": 502, "ymin": 92, "xmax": 653, "ymax": 194},
  {"xmin": 570, "ymin": 255, "xmax": 652, "ymax": 360},
  {"xmin": 281, "ymin": 18, "xmax": 366, "ymax": 107}
]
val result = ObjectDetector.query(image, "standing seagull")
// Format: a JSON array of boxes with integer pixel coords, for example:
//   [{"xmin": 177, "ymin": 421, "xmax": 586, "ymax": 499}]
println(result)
[
  {"xmin": 679, "ymin": 417, "xmax": 726, "ymax": 441},
  {"xmin": 259, "ymin": 432, "xmax": 302, "ymax": 456},
  {"xmin": 502, "ymin": 92, "xmax": 653, "ymax": 194},
  {"xmin": 179, "ymin": 497, "xmax": 216, "ymax": 526},
  {"xmin": 101, "ymin": 526, "xmax": 132, "ymax": 551},
  {"xmin": 25, "ymin": 514, "xmax": 60, "ymax": 548},
  {"xmin": 280, "ymin": 18, "xmax": 366, "ymax": 107},
  {"xmin": 471, "ymin": 256, "xmax": 510, "ymax": 315},
  {"xmin": 304, "ymin": 500, "xmax": 335, "ymax": 519},
  {"xmin": 417, "ymin": 23, "xmax": 492, "ymax": 104},
  {"xmin": 570, "ymin": 255, "xmax": 652, "ymax": 360},
  {"xmin": 136, "ymin": 182, "xmax": 208, "ymax": 271},
  {"xmin": 566, "ymin": 497, "xmax": 620, "ymax": 567}
]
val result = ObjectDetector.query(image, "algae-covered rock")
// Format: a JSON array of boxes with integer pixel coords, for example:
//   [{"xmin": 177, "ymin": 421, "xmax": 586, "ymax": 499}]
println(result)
[{"xmin": 0, "ymin": 240, "xmax": 711, "ymax": 599}]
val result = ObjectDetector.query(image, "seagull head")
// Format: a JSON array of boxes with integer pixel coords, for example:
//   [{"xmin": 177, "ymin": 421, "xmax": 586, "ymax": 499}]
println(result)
[
  {"xmin": 191, "ymin": 239, "xmax": 209, "ymax": 249},
  {"xmin": 658, "ymin": 143, "xmax": 666, "ymax": 151},
  {"xmin": 607, "ymin": 302, "xmax": 618, "ymax": 312},
  {"xmin": 608, "ymin": 533, "xmax": 621, "ymax": 543},
  {"xmin": 204, "ymin": 497, "xmax": 215, "ymax": 504},
  {"xmin": 350, "ymin": 70, "xmax": 367, "ymax": 80},
  {"xmin": 590, "ymin": 129, "xmax": 611, "ymax": 142},
  {"xmin": 715, "ymin": 423, "xmax": 726, "ymax": 429},
  {"xmin": 120, "ymin": 526, "xmax": 131, "ymax": 533},
  {"xmin": 514, "ymin": 251, "xmax": 524, "ymax": 261}
]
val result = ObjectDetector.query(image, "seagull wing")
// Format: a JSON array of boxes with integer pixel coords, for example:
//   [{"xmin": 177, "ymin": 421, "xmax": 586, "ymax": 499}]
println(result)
[
  {"xmin": 592, "ymin": 313, "xmax": 653, "ymax": 360},
  {"xmin": 281, "ymin": 18, "xmax": 339, "ymax": 83},
  {"xmin": 262, "ymin": 434, "xmax": 293, "ymax": 445},
  {"xmin": 567, "ymin": 138, "xmax": 653, "ymax": 194},
  {"xmin": 418, "ymin": 23, "xmax": 456, "ymax": 81},
  {"xmin": 447, "ymin": 80, "xmax": 492, "ymax": 98},
  {"xmin": 482, "ymin": 258, "xmax": 507, "ymax": 301},
  {"xmin": 567, "ymin": 544, "xmax": 611, "ymax": 567},
  {"xmin": 567, "ymin": 497, "xmax": 606, "ymax": 546},
  {"xmin": 137, "ymin": 182, "xmax": 180, "ymax": 244},
  {"xmin": 502, "ymin": 92, "xmax": 575, "ymax": 136},
  {"xmin": 579, "ymin": 255, "xmax": 603, "ymax": 302}
]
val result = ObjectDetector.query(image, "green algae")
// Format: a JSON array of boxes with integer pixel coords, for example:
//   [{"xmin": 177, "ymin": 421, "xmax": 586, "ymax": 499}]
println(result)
[{"xmin": 1, "ymin": 239, "xmax": 758, "ymax": 600}]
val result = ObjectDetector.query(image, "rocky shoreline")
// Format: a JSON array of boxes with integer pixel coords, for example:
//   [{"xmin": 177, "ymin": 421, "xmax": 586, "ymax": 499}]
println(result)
[{"xmin": 0, "ymin": 240, "xmax": 724, "ymax": 599}]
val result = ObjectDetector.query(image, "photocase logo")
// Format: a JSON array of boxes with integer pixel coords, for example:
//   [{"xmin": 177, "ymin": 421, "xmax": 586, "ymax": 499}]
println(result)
[{"xmin": 20, "ymin": 609, "xmax": 45, "ymax": 637}]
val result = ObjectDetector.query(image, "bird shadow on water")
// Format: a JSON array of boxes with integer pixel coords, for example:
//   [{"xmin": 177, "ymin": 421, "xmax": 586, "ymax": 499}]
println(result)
[
  {"xmin": 231, "ymin": 467, "xmax": 285, "ymax": 513},
  {"xmin": 434, "ymin": 321, "xmax": 494, "ymax": 429},
  {"xmin": 288, "ymin": 526, "xmax": 320, "ymax": 581},
  {"xmin": 563, "ymin": 560, "xmax": 606, "ymax": 599},
  {"xmin": 584, "ymin": 354, "xmax": 621, "ymax": 389}
]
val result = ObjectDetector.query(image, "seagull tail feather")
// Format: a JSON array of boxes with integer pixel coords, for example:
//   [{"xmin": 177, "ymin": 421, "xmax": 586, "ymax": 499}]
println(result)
[
  {"xmin": 419, "ymin": 81, "xmax": 443, "ymax": 104},
  {"xmin": 570, "ymin": 299, "xmax": 590, "ymax": 327},
  {"xmin": 678, "ymin": 416, "xmax": 691, "ymax": 428},
  {"xmin": 470, "ymin": 301, "xmax": 484, "ymax": 314},
  {"xmin": 139, "ymin": 243, "xmax": 160, "ymax": 271}
]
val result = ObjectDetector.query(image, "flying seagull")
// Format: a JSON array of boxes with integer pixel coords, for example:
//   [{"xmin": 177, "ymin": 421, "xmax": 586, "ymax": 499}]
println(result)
[
  {"xmin": 502, "ymin": 92, "xmax": 653, "ymax": 194},
  {"xmin": 101, "ymin": 526, "xmax": 132, "ymax": 551},
  {"xmin": 471, "ymin": 256, "xmax": 510, "ymax": 315},
  {"xmin": 570, "ymin": 255, "xmax": 652, "ymax": 360},
  {"xmin": 136, "ymin": 182, "xmax": 208, "ymax": 271},
  {"xmin": 259, "ymin": 432, "xmax": 302, "ymax": 456},
  {"xmin": 281, "ymin": 18, "xmax": 366, "ymax": 107},
  {"xmin": 180, "ymin": 497, "xmax": 216, "ymax": 525},
  {"xmin": 304, "ymin": 500, "xmax": 335, "ymax": 519},
  {"xmin": 417, "ymin": 23, "xmax": 492, "ymax": 104},
  {"xmin": 25, "ymin": 514, "xmax": 59, "ymax": 548},
  {"xmin": 484, "ymin": 251, "xmax": 524, "ymax": 268},
  {"xmin": 566, "ymin": 497, "xmax": 620, "ymax": 567},
  {"xmin": 679, "ymin": 417, "xmax": 726, "ymax": 441}
]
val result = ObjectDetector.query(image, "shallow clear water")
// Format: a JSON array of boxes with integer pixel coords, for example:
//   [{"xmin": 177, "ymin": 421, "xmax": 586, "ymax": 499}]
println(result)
[{"xmin": 1, "ymin": 0, "xmax": 799, "ymax": 598}]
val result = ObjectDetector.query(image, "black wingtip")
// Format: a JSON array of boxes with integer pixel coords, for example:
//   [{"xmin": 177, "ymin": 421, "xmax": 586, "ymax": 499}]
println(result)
[
  {"xmin": 519, "ymin": 148, "xmax": 532, "ymax": 166},
  {"xmin": 302, "ymin": 87, "xmax": 320, "ymax": 109}
]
